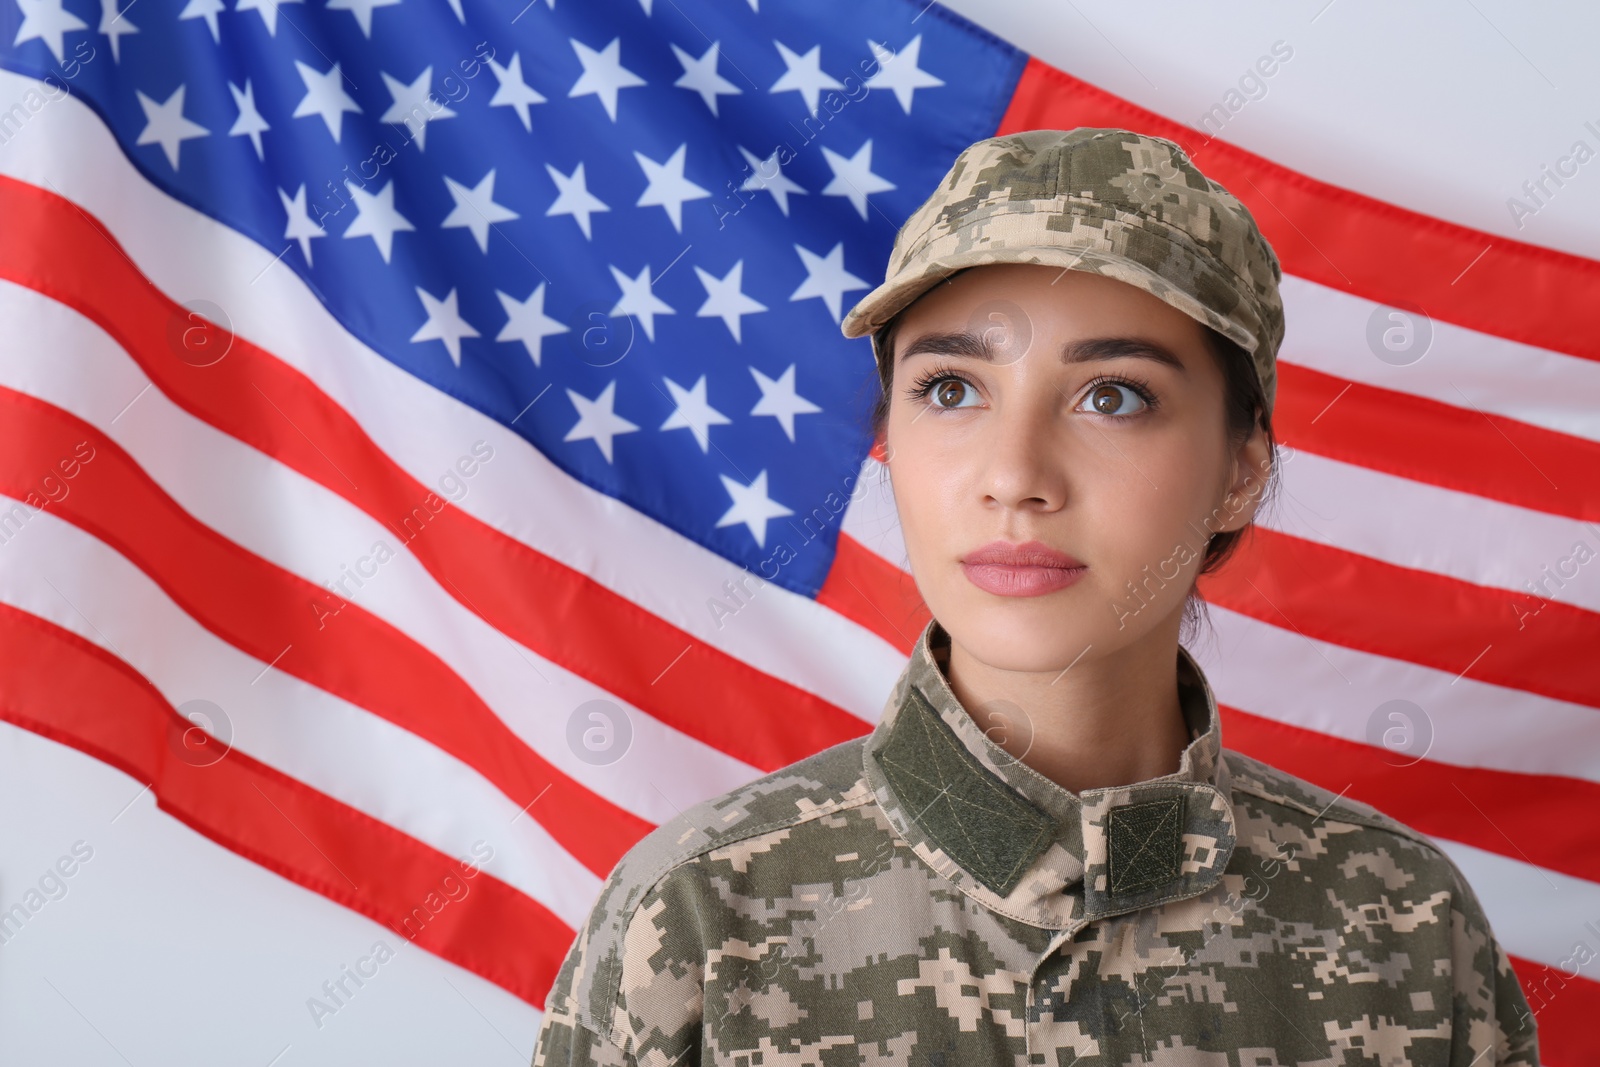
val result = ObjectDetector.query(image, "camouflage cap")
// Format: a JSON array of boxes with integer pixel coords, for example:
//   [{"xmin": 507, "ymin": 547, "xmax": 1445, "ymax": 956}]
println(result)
[{"xmin": 840, "ymin": 127, "xmax": 1285, "ymax": 417}]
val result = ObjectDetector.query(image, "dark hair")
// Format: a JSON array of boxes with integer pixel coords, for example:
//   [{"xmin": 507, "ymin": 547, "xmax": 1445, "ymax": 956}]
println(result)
[{"xmin": 859, "ymin": 312, "xmax": 1279, "ymax": 648}]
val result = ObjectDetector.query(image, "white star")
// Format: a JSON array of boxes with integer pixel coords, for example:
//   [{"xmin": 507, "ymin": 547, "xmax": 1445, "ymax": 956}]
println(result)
[
  {"xmin": 410, "ymin": 286, "xmax": 480, "ymax": 367},
  {"xmin": 292, "ymin": 60, "xmax": 362, "ymax": 143},
  {"xmin": 769, "ymin": 40, "xmax": 841, "ymax": 118},
  {"xmin": 13, "ymin": 0, "xmax": 86, "ymax": 63},
  {"xmin": 821, "ymin": 139, "xmax": 894, "ymax": 220},
  {"xmin": 278, "ymin": 184, "xmax": 325, "ymax": 266},
  {"xmin": 97, "ymin": 0, "xmax": 137, "ymax": 62},
  {"xmin": 716, "ymin": 470, "xmax": 793, "ymax": 548},
  {"xmin": 495, "ymin": 283, "xmax": 568, "ymax": 368},
  {"xmin": 738, "ymin": 146, "xmax": 806, "ymax": 216},
  {"xmin": 865, "ymin": 36, "xmax": 944, "ymax": 113},
  {"xmin": 442, "ymin": 169, "xmax": 518, "ymax": 253},
  {"xmin": 341, "ymin": 179, "xmax": 414, "ymax": 263},
  {"xmin": 488, "ymin": 52, "xmax": 545, "ymax": 132},
  {"xmin": 228, "ymin": 79, "xmax": 271, "ymax": 161},
  {"xmin": 694, "ymin": 260, "xmax": 766, "ymax": 342},
  {"xmin": 545, "ymin": 161, "xmax": 609, "ymax": 239},
  {"xmin": 326, "ymin": 0, "xmax": 400, "ymax": 37},
  {"xmin": 671, "ymin": 41, "xmax": 740, "ymax": 116},
  {"xmin": 177, "ymin": 0, "xmax": 223, "ymax": 42},
  {"xmin": 442, "ymin": 0, "xmax": 461, "ymax": 20},
  {"xmin": 634, "ymin": 143, "xmax": 709, "ymax": 233},
  {"xmin": 568, "ymin": 37, "xmax": 645, "ymax": 122},
  {"xmin": 790, "ymin": 242, "xmax": 868, "ymax": 323},
  {"xmin": 134, "ymin": 85, "xmax": 209, "ymax": 171},
  {"xmin": 749, "ymin": 364, "xmax": 821, "ymax": 441},
  {"xmin": 607, "ymin": 263, "xmax": 674, "ymax": 342},
  {"xmin": 564, "ymin": 382, "xmax": 639, "ymax": 464},
  {"xmin": 660, "ymin": 375, "xmax": 730, "ymax": 453},
  {"xmin": 380, "ymin": 66, "xmax": 456, "ymax": 151},
  {"xmin": 235, "ymin": 0, "xmax": 303, "ymax": 36}
]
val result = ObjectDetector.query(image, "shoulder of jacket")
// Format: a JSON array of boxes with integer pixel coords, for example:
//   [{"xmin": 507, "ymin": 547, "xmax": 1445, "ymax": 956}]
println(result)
[
  {"xmin": 614, "ymin": 733, "xmax": 876, "ymax": 896},
  {"xmin": 554, "ymin": 735, "xmax": 876, "ymax": 1042},
  {"xmin": 1222, "ymin": 746, "xmax": 1449, "ymax": 859}
]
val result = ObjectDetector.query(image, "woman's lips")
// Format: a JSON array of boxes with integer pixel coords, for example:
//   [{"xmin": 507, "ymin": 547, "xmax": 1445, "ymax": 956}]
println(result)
[
  {"xmin": 961, "ymin": 561, "xmax": 1088, "ymax": 597},
  {"xmin": 960, "ymin": 540, "xmax": 1087, "ymax": 597}
]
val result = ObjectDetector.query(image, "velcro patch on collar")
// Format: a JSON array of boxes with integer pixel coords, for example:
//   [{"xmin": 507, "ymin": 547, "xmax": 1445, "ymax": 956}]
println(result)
[
  {"xmin": 877, "ymin": 685, "xmax": 1056, "ymax": 897},
  {"xmin": 1106, "ymin": 795, "xmax": 1185, "ymax": 896}
]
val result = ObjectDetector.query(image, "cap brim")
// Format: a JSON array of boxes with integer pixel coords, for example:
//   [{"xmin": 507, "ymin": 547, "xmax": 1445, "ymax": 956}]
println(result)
[{"xmin": 841, "ymin": 245, "xmax": 1260, "ymax": 365}]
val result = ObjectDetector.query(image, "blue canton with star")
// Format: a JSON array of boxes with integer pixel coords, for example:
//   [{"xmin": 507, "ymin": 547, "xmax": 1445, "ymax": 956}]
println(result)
[{"xmin": 2, "ymin": 0, "xmax": 1023, "ymax": 597}]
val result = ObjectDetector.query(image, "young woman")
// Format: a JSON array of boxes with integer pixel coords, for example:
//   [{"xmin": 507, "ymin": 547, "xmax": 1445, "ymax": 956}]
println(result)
[{"xmin": 532, "ymin": 128, "xmax": 1538, "ymax": 1067}]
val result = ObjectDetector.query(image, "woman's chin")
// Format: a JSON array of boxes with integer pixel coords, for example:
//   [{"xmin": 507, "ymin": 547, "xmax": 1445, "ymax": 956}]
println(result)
[{"xmin": 939, "ymin": 602, "xmax": 1099, "ymax": 675}]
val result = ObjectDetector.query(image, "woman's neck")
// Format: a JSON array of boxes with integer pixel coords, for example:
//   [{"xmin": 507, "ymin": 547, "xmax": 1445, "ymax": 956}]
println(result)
[{"xmin": 941, "ymin": 629, "xmax": 1192, "ymax": 796}]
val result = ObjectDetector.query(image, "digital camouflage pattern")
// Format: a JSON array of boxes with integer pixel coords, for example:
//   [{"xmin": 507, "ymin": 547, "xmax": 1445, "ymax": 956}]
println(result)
[
  {"xmin": 838, "ymin": 127, "xmax": 1287, "ymax": 418},
  {"xmin": 532, "ymin": 618, "xmax": 1538, "ymax": 1066}
]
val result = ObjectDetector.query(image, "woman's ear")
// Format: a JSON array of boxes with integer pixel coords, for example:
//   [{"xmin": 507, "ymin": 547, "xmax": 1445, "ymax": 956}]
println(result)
[{"xmin": 1220, "ymin": 419, "xmax": 1273, "ymax": 531}]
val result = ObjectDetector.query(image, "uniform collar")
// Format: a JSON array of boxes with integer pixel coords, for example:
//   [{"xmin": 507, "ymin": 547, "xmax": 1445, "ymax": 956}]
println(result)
[{"xmin": 862, "ymin": 618, "xmax": 1237, "ymax": 929}]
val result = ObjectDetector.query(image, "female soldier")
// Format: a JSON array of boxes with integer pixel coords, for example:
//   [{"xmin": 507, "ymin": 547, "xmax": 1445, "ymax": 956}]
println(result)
[{"xmin": 532, "ymin": 127, "xmax": 1538, "ymax": 1067}]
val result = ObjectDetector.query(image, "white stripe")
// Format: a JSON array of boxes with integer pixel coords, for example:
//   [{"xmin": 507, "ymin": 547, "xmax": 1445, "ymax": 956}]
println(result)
[
  {"xmin": 1265, "ymin": 446, "xmax": 1600, "ymax": 613},
  {"xmin": 1198, "ymin": 606, "xmax": 1600, "ymax": 783},
  {"xmin": 0, "ymin": 278, "xmax": 765, "ymax": 827},
  {"xmin": 1281, "ymin": 274, "xmax": 1600, "ymax": 442},
  {"xmin": 0, "ymin": 68, "xmax": 904, "ymax": 724},
  {"xmin": 0, "ymin": 505, "xmax": 601, "ymax": 932},
  {"xmin": 1432, "ymin": 837, "xmax": 1600, "ymax": 979}
]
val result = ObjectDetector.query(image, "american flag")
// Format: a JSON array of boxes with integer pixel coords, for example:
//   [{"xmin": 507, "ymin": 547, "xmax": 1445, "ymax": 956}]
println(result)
[{"xmin": 1, "ymin": 0, "xmax": 1596, "ymax": 1062}]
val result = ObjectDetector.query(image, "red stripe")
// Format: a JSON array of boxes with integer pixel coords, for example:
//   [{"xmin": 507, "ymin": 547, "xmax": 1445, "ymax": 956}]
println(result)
[
  {"xmin": 0, "ymin": 384, "xmax": 650, "ymax": 878},
  {"xmin": 999, "ymin": 57, "xmax": 1600, "ymax": 365},
  {"xmin": 1277, "ymin": 363, "xmax": 1600, "ymax": 521},
  {"xmin": 1509, "ymin": 954, "xmax": 1600, "ymax": 1067},
  {"xmin": 0, "ymin": 601, "xmax": 571, "ymax": 1008},
  {"xmin": 0, "ymin": 174, "xmax": 867, "ymax": 774},
  {"xmin": 1199, "ymin": 526, "xmax": 1600, "ymax": 712},
  {"xmin": 1221, "ymin": 704, "xmax": 1600, "ymax": 885},
  {"xmin": 817, "ymin": 533, "xmax": 930, "ymax": 656}
]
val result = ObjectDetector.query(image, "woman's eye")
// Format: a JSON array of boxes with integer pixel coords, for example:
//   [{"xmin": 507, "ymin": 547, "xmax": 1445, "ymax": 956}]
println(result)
[
  {"xmin": 1079, "ymin": 382, "xmax": 1148, "ymax": 417},
  {"xmin": 929, "ymin": 378, "xmax": 980, "ymax": 409}
]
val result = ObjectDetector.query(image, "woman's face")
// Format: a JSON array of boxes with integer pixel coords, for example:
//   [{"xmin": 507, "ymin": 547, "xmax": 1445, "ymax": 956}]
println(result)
[{"xmin": 883, "ymin": 262, "xmax": 1269, "ymax": 672}]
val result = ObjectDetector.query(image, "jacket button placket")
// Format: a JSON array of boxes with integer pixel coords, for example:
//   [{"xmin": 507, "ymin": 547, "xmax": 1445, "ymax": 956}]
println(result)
[{"xmin": 1027, "ymin": 919, "xmax": 1098, "ymax": 1066}]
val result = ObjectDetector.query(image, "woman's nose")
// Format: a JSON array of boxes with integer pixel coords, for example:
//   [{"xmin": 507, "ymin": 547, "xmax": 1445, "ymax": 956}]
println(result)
[{"xmin": 977, "ymin": 399, "xmax": 1066, "ymax": 512}]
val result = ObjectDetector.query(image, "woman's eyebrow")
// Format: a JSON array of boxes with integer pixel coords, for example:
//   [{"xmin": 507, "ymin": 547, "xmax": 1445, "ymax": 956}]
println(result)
[{"xmin": 898, "ymin": 331, "xmax": 1188, "ymax": 373}]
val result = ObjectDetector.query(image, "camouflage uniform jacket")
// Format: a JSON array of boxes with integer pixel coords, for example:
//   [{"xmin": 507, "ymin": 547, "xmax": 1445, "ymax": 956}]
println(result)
[{"xmin": 532, "ymin": 619, "xmax": 1539, "ymax": 1066}]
